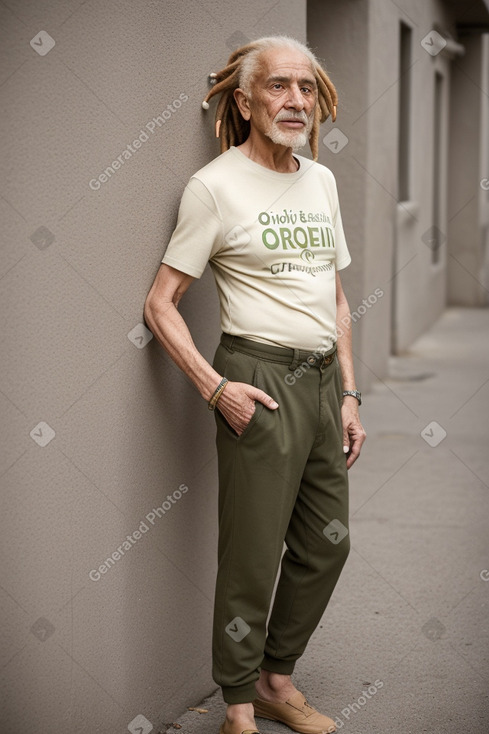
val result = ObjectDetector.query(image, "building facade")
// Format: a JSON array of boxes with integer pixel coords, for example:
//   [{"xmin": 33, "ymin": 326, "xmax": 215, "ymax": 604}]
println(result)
[{"xmin": 309, "ymin": 0, "xmax": 489, "ymax": 385}]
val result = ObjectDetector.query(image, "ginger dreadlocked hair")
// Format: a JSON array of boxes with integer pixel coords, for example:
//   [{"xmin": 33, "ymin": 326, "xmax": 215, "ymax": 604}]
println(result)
[{"xmin": 201, "ymin": 36, "xmax": 338, "ymax": 161}]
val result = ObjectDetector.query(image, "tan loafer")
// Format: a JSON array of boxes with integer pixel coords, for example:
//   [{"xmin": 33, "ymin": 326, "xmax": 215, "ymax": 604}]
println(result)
[
  {"xmin": 218, "ymin": 724, "xmax": 260, "ymax": 734},
  {"xmin": 253, "ymin": 691, "xmax": 336, "ymax": 734}
]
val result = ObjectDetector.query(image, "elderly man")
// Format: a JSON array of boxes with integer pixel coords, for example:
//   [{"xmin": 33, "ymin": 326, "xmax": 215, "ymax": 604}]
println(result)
[{"xmin": 144, "ymin": 35, "xmax": 366, "ymax": 734}]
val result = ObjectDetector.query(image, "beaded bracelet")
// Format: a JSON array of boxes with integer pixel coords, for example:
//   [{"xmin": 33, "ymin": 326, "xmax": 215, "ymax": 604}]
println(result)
[{"xmin": 208, "ymin": 377, "xmax": 229, "ymax": 410}]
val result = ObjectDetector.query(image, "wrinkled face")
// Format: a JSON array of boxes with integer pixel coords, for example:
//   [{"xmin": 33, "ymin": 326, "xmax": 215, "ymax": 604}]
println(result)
[{"xmin": 246, "ymin": 46, "xmax": 318, "ymax": 150}]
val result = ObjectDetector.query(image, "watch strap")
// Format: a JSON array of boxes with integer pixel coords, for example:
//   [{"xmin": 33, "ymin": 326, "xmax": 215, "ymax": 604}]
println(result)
[{"xmin": 342, "ymin": 390, "xmax": 362, "ymax": 406}]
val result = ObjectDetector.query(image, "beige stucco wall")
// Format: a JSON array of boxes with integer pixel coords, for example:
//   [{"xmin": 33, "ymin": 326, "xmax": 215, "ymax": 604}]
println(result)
[
  {"xmin": 309, "ymin": 0, "xmax": 476, "ymax": 381},
  {"xmin": 447, "ymin": 31, "xmax": 489, "ymax": 305},
  {"xmin": 0, "ymin": 2, "xmax": 306, "ymax": 732}
]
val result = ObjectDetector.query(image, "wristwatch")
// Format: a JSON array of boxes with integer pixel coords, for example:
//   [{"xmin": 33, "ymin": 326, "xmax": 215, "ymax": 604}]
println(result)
[{"xmin": 342, "ymin": 390, "xmax": 362, "ymax": 406}]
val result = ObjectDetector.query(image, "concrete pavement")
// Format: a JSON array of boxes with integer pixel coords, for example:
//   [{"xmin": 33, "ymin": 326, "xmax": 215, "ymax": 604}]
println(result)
[{"xmin": 163, "ymin": 308, "xmax": 489, "ymax": 734}]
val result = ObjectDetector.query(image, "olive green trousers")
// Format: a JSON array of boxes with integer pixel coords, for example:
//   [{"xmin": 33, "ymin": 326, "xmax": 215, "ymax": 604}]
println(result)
[{"xmin": 212, "ymin": 333, "xmax": 350, "ymax": 704}]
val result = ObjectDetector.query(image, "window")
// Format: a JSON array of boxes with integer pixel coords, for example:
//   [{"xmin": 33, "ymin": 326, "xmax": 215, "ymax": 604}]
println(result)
[
  {"xmin": 432, "ymin": 70, "xmax": 444, "ymax": 264},
  {"xmin": 398, "ymin": 22, "xmax": 412, "ymax": 202}
]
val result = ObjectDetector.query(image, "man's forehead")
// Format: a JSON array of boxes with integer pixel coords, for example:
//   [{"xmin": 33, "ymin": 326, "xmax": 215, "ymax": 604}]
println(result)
[{"xmin": 258, "ymin": 47, "xmax": 315, "ymax": 79}]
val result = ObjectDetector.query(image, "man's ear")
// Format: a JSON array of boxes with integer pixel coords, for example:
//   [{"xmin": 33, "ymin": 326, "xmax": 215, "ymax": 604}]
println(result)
[{"xmin": 233, "ymin": 88, "xmax": 252, "ymax": 121}]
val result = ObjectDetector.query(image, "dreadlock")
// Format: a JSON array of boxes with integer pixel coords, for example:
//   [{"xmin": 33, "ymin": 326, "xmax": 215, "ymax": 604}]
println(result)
[{"xmin": 201, "ymin": 36, "xmax": 338, "ymax": 161}]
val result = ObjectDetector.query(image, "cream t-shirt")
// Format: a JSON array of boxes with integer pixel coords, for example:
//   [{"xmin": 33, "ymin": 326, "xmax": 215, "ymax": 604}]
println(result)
[{"xmin": 161, "ymin": 146, "xmax": 351, "ymax": 351}]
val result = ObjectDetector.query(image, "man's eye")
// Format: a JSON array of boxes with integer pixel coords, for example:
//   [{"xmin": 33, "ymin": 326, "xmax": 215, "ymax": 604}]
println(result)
[{"xmin": 273, "ymin": 84, "xmax": 283, "ymax": 90}]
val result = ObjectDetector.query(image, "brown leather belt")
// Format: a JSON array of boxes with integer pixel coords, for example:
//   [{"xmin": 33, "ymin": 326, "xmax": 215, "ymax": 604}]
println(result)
[{"xmin": 220, "ymin": 332, "xmax": 337, "ymax": 370}]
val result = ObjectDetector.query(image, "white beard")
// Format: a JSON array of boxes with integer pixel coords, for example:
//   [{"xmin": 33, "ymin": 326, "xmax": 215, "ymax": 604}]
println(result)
[{"xmin": 265, "ymin": 112, "xmax": 314, "ymax": 151}]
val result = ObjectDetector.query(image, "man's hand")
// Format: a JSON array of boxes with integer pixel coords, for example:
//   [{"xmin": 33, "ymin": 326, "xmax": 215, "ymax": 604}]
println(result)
[
  {"xmin": 341, "ymin": 398, "xmax": 366, "ymax": 469},
  {"xmin": 216, "ymin": 381, "xmax": 279, "ymax": 436}
]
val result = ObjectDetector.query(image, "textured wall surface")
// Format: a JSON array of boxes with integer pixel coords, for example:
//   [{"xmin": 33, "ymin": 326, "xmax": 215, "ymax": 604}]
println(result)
[{"xmin": 0, "ymin": 1, "xmax": 306, "ymax": 732}]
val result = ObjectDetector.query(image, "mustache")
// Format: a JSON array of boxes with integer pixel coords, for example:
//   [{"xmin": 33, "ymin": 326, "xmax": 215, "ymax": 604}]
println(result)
[{"xmin": 273, "ymin": 110, "xmax": 309, "ymax": 123}]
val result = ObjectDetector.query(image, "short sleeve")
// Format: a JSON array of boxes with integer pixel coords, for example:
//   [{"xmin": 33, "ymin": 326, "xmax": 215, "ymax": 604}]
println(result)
[{"xmin": 161, "ymin": 176, "xmax": 224, "ymax": 278}]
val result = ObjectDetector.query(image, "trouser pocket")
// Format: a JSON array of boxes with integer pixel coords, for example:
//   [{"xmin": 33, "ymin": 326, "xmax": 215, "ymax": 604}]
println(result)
[{"xmin": 212, "ymin": 345, "xmax": 265, "ymax": 440}]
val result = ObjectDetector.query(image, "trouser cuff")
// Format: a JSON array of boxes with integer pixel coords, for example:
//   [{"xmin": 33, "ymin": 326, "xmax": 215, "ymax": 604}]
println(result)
[
  {"xmin": 261, "ymin": 654, "xmax": 296, "ymax": 675},
  {"xmin": 222, "ymin": 681, "xmax": 258, "ymax": 704}
]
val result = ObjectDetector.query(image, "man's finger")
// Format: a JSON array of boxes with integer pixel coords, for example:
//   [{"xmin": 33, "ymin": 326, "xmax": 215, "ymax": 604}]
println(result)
[
  {"xmin": 346, "ymin": 453, "xmax": 358, "ymax": 469},
  {"xmin": 346, "ymin": 435, "xmax": 363, "ymax": 468},
  {"xmin": 346, "ymin": 446, "xmax": 359, "ymax": 468},
  {"xmin": 248, "ymin": 387, "xmax": 279, "ymax": 409}
]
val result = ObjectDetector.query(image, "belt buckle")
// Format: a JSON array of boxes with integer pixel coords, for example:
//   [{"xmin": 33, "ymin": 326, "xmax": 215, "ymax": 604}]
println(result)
[{"xmin": 320, "ymin": 353, "xmax": 334, "ymax": 368}]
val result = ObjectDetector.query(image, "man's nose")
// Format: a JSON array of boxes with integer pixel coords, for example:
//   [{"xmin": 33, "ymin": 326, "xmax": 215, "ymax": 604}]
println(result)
[{"xmin": 284, "ymin": 84, "xmax": 305, "ymax": 109}]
